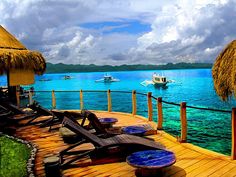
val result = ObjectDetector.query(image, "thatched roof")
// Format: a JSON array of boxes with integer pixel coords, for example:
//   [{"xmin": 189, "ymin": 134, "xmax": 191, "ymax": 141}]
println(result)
[
  {"xmin": 212, "ymin": 40, "xmax": 236, "ymax": 101},
  {"xmin": 0, "ymin": 25, "xmax": 46, "ymax": 75}
]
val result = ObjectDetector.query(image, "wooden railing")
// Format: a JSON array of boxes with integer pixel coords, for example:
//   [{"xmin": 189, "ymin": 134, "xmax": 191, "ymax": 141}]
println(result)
[{"xmin": 17, "ymin": 89, "xmax": 236, "ymax": 159}]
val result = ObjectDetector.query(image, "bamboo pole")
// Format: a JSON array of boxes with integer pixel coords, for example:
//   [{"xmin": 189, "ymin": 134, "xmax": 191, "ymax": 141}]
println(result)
[
  {"xmin": 231, "ymin": 108, "xmax": 236, "ymax": 160},
  {"xmin": 107, "ymin": 89, "xmax": 112, "ymax": 112},
  {"xmin": 80, "ymin": 89, "xmax": 84, "ymax": 110},
  {"xmin": 157, "ymin": 97, "xmax": 163, "ymax": 130},
  {"xmin": 16, "ymin": 89, "xmax": 20, "ymax": 108},
  {"xmin": 132, "ymin": 90, "xmax": 137, "ymax": 115},
  {"xmin": 180, "ymin": 102, "xmax": 187, "ymax": 143},
  {"xmin": 147, "ymin": 92, "xmax": 153, "ymax": 121},
  {"xmin": 52, "ymin": 90, "xmax": 56, "ymax": 109},
  {"xmin": 28, "ymin": 90, "xmax": 33, "ymax": 105}
]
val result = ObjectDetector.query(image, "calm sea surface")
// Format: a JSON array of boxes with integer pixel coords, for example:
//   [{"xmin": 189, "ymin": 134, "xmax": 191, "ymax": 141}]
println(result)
[{"xmin": 1, "ymin": 69, "xmax": 236, "ymax": 155}]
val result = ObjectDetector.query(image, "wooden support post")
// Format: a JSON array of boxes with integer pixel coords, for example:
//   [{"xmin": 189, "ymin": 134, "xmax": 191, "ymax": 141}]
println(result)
[
  {"xmin": 80, "ymin": 89, "xmax": 84, "ymax": 110},
  {"xmin": 180, "ymin": 102, "xmax": 187, "ymax": 143},
  {"xmin": 28, "ymin": 90, "xmax": 33, "ymax": 105},
  {"xmin": 16, "ymin": 89, "xmax": 20, "ymax": 108},
  {"xmin": 132, "ymin": 90, "xmax": 137, "ymax": 115},
  {"xmin": 231, "ymin": 108, "xmax": 236, "ymax": 160},
  {"xmin": 157, "ymin": 97, "xmax": 163, "ymax": 130},
  {"xmin": 107, "ymin": 89, "xmax": 112, "ymax": 112},
  {"xmin": 147, "ymin": 92, "xmax": 153, "ymax": 121},
  {"xmin": 52, "ymin": 90, "xmax": 56, "ymax": 109}
]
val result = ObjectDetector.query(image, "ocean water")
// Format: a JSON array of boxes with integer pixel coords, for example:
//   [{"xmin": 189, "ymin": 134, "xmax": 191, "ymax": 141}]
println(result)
[{"xmin": 0, "ymin": 69, "xmax": 236, "ymax": 155}]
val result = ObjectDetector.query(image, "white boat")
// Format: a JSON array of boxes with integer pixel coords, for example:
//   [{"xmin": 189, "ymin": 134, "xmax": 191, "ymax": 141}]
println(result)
[
  {"xmin": 152, "ymin": 73, "xmax": 168, "ymax": 87},
  {"xmin": 95, "ymin": 74, "xmax": 120, "ymax": 83},
  {"xmin": 140, "ymin": 73, "xmax": 174, "ymax": 87}
]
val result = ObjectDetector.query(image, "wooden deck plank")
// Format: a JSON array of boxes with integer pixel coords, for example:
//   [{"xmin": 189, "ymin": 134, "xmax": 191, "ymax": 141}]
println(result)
[
  {"xmin": 10, "ymin": 111, "xmax": 236, "ymax": 177},
  {"xmin": 186, "ymin": 159, "xmax": 224, "ymax": 176}
]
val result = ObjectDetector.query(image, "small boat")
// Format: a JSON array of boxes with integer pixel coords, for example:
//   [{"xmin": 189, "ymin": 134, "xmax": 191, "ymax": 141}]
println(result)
[
  {"xmin": 95, "ymin": 74, "xmax": 120, "ymax": 83},
  {"xmin": 39, "ymin": 78, "xmax": 51, "ymax": 81},
  {"xmin": 152, "ymin": 73, "xmax": 168, "ymax": 87},
  {"xmin": 64, "ymin": 75, "xmax": 71, "ymax": 80},
  {"xmin": 140, "ymin": 73, "xmax": 174, "ymax": 87}
]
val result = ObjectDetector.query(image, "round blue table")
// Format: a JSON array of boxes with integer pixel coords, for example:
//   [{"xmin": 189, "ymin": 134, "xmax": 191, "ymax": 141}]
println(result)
[
  {"xmin": 99, "ymin": 117, "xmax": 118, "ymax": 128},
  {"xmin": 122, "ymin": 126, "xmax": 147, "ymax": 136},
  {"xmin": 127, "ymin": 150, "xmax": 176, "ymax": 176}
]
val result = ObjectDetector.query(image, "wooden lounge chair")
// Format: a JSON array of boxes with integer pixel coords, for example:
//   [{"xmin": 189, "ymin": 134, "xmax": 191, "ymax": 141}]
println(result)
[
  {"xmin": 0, "ymin": 102, "xmax": 43, "ymax": 126},
  {"xmin": 28, "ymin": 103, "xmax": 65, "ymax": 130},
  {"xmin": 59, "ymin": 117, "xmax": 165, "ymax": 168},
  {"xmin": 29, "ymin": 103, "xmax": 84, "ymax": 131},
  {"xmin": 83, "ymin": 110, "xmax": 156, "ymax": 137},
  {"xmin": 0, "ymin": 110, "xmax": 13, "ymax": 132}
]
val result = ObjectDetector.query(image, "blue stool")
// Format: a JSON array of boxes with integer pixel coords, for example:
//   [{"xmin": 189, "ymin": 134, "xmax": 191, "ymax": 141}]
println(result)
[
  {"xmin": 122, "ymin": 126, "xmax": 147, "ymax": 136},
  {"xmin": 99, "ymin": 117, "xmax": 118, "ymax": 128},
  {"xmin": 127, "ymin": 150, "xmax": 176, "ymax": 176}
]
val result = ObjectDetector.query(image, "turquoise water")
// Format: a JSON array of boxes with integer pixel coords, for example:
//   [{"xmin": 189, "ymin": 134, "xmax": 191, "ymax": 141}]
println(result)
[{"xmin": 1, "ymin": 69, "xmax": 236, "ymax": 155}]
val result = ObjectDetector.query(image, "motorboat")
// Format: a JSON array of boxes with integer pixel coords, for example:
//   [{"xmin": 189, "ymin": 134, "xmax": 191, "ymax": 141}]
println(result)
[
  {"xmin": 95, "ymin": 74, "xmax": 120, "ymax": 83},
  {"xmin": 152, "ymin": 73, "xmax": 168, "ymax": 87},
  {"xmin": 140, "ymin": 72, "xmax": 174, "ymax": 87}
]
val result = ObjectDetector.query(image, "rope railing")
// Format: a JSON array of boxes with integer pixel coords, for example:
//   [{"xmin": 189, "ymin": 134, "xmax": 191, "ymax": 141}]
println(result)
[
  {"xmin": 32, "ymin": 89, "xmax": 232, "ymax": 113},
  {"xmin": 20, "ymin": 89, "xmax": 236, "ymax": 159}
]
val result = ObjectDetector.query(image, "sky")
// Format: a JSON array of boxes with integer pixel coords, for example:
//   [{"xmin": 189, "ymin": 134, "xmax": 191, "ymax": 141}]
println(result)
[{"xmin": 0, "ymin": 0, "xmax": 236, "ymax": 65}]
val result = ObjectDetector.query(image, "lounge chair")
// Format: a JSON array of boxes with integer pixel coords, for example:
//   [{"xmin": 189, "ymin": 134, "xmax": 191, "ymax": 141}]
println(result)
[
  {"xmin": 0, "ymin": 102, "xmax": 43, "ymax": 126},
  {"xmin": 82, "ymin": 110, "xmax": 156, "ymax": 138},
  {"xmin": 27, "ymin": 103, "xmax": 63, "ymax": 130},
  {"xmin": 0, "ymin": 110, "xmax": 13, "ymax": 131},
  {"xmin": 28, "ymin": 102, "xmax": 84, "ymax": 131},
  {"xmin": 59, "ymin": 116, "xmax": 165, "ymax": 168}
]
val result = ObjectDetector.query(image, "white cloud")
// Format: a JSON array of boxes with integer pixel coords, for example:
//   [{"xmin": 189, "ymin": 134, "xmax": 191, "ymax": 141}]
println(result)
[{"xmin": 0, "ymin": 0, "xmax": 236, "ymax": 65}]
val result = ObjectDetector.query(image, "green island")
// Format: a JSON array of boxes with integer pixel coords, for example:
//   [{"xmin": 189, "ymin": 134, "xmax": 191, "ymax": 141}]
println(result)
[
  {"xmin": 46, "ymin": 62, "xmax": 212, "ymax": 73},
  {"xmin": 0, "ymin": 135, "xmax": 31, "ymax": 177}
]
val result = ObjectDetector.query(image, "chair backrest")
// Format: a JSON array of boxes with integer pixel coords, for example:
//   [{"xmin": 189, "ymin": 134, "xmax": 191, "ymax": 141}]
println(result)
[
  {"xmin": 52, "ymin": 111, "xmax": 66, "ymax": 119},
  {"xmin": 62, "ymin": 116, "xmax": 105, "ymax": 147},
  {"xmin": 0, "ymin": 102, "xmax": 24, "ymax": 114},
  {"xmin": 29, "ymin": 104, "xmax": 52, "ymax": 116},
  {"xmin": 87, "ymin": 112, "xmax": 107, "ymax": 134}
]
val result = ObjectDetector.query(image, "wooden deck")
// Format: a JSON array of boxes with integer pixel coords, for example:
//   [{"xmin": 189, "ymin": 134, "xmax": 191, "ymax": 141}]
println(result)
[{"xmin": 14, "ymin": 111, "xmax": 236, "ymax": 177}]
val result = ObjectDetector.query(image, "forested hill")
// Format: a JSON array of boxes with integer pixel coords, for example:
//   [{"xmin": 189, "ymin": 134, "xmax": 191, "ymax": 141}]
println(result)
[{"xmin": 46, "ymin": 62, "xmax": 212, "ymax": 73}]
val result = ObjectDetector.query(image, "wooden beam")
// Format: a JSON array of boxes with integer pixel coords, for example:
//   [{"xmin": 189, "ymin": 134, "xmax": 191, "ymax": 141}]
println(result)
[
  {"xmin": 107, "ymin": 89, "xmax": 112, "ymax": 112},
  {"xmin": 132, "ymin": 90, "xmax": 137, "ymax": 115},
  {"xmin": 80, "ymin": 89, "xmax": 83, "ymax": 110},
  {"xmin": 180, "ymin": 102, "xmax": 187, "ymax": 143},
  {"xmin": 52, "ymin": 90, "xmax": 56, "ymax": 109},
  {"xmin": 157, "ymin": 97, "xmax": 163, "ymax": 130},
  {"xmin": 28, "ymin": 90, "xmax": 33, "ymax": 105},
  {"xmin": 16, "ymin": 89, "xmax": 20, "ymax": 108},
  {"xmin": 231, "ymin": 108, "xmax": 236, "ymax": 160},
  {"xmin": 147, "ymin": 92, "xmax": 153, "ymax": 121}
]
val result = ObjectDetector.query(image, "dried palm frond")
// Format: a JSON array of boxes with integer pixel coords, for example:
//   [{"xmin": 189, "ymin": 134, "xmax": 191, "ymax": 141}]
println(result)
[{"xmin": 212, "ymin": 40, "xmax": 236, "ymax": 101}]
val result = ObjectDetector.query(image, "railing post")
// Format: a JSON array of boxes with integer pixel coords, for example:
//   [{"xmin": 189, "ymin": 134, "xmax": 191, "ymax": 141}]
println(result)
[
  {"xmin": 132, "ymin": 90, "xmax": 137, "ymax": 115},
  {"xmin": 107, "ymin": 89, "xmax": 112, "ymax": 112},
  {"xmin": 16, "ymin": 89, "xmax": 20, "ymax": 108},
  {"xmin": 157, "ymin": 97, "xmax": 163, "ymax": 130},
  {"xmin": 28, "ymin": 90, "xmax": 33, "ymax": 105},
  {"xmin": 231, "ymin": 108, "xmax": 236, "ymax": 160},
  {"xmin": 80, "ymin": 89, "xmax": 83, "ymax": 110},
  {"xmin": 52, "ymin": 90, "xmax": 56, "ymax": 109},
  {"xmin": 147, "ymin": 92, "xmax": 153, "ymax": 121},
  {"xmin": 180, "ymin": 102, "xmax": 187, "ymax": 143}
]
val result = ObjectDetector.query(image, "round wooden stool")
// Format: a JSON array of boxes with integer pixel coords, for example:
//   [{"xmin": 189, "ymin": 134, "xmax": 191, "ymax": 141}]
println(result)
[{"xmin": 43, "ymin": 155, "xmax": 61, "ymax": 177}]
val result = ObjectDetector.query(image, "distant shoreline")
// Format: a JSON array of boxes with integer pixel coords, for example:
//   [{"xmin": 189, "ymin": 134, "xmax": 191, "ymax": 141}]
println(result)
[{"xmin": 46, "ymin": 62, "xmax": 212, "ymax": 73}]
